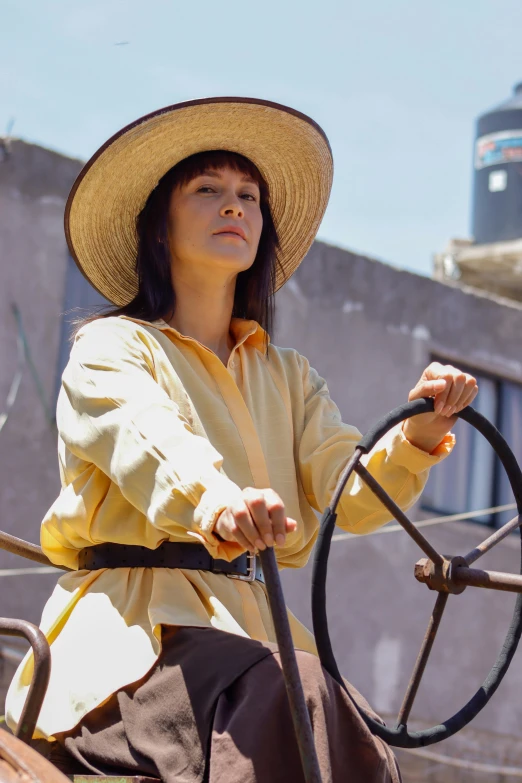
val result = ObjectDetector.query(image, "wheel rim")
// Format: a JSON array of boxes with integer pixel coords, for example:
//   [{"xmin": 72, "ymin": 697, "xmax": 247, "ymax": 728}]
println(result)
[{"xmin": 311, "ymin": 397, "xmax": 522, "ymax": 748}]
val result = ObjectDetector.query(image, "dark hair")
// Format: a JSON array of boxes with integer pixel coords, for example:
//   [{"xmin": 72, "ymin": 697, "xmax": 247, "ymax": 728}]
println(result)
[{"xmin": 74, "ymin": 150, "xmax": 282, "ymax": 344}]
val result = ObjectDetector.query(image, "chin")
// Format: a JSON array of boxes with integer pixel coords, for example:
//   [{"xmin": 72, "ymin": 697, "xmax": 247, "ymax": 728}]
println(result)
[{"xmin": 210, "ymin": 250, "xmax": 256, "ymax": 273}]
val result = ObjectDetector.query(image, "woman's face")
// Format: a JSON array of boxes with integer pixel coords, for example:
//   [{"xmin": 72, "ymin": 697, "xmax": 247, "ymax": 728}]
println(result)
[{"xmin": 168, "ymin": 165, "xmax": 263, "ymax": 280}]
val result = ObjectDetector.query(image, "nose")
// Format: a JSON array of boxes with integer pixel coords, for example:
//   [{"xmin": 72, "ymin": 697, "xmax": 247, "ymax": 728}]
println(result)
[{"xmin": 219, "ymin": 196, "xmax": 244, "ymax": 220}]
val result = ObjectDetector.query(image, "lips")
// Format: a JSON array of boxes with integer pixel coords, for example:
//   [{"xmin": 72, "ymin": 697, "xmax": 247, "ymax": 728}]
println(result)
[{"xmin": 213, "ymin": 226, "xmax": 247, "ymax": 241}]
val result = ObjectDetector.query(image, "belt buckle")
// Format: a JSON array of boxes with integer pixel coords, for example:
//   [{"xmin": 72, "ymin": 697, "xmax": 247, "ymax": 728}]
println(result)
[{"xmin": 227, "ymin": 552, "xmax": 257, "ymax": 582}]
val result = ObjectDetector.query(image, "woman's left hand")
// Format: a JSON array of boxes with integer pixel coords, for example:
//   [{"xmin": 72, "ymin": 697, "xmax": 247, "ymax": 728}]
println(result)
[{"xmin": 402, "ymin": 362, "xmax": 479, "ymax": 454}]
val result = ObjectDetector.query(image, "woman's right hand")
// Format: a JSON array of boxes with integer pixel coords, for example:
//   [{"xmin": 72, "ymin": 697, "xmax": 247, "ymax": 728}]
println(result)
[{"xmin": 214, "ymin": 488, "xmax": 297, "ymax": 552}]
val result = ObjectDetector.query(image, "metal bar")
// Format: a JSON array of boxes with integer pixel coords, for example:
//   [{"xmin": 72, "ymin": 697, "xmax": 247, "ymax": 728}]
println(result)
[
  {"xmin": 396, "ymin": 592, "xmax": 449, "ymax": 729},
  {"xmin": 0, "ymin": 618, "xmax": 51, "ymax": 742},
  {"xmin": 0, "ymin": 529, "xmax": 69, "ymax": 569},
  {"xmin": 354, "ymin": 463, "xmax": 444, "ymax": 565},
  {"xmin": 453, "ymin": 566, "xmax": 522, "ymax": 594},
  {"xmin": 464, "ymin": 515, "xmax": 522, "ymax": 565},
  {"xmin": 259, "ymin": 548, "xmax": 322, "ymax": 783}
]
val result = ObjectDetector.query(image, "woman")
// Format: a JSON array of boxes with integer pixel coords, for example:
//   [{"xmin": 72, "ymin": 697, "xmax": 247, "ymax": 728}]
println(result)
[{"xmin": 6, "ymin": 97, "xmax": 476, "ymax": 782}]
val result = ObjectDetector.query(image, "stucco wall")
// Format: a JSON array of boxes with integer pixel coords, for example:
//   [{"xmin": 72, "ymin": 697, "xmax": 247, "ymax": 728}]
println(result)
[
  {"xmin": 275, "ymin": 243, "xmax": 522, "ymax": 757},
  {"xmin": 0, "ymin": 141, "xmax": 82, "ymax": 632}
]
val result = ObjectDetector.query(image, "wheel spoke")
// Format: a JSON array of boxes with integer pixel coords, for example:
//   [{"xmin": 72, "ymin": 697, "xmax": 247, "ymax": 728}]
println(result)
[
  {"xmin": 452, "ymin": 565, "xmax": 522, "ymax": 593},
  {"xmin": 464, "ymin": 514, "xmax": 522, "ymax": 565},
  {"xmin": 354, "ymin": 463, "xmax": 443, "ymax": 565},
  {"xmin": 329, "ymin": 448, "xmax": 364, "ymax": 512},
  {"xmin": 396, "ymin": 592, "xmax": 449, "ymax": 729}
]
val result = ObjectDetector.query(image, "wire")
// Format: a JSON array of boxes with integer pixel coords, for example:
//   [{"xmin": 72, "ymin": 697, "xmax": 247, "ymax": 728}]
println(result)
[
  {"xmin": 11, "ymin": 303, "xmax": 55, "ymax": 426},
  {"xmin": 400, "ymin": 746, "xmax": 522, "ymax": 776},
  {"xmin": 0, "ymin": 566, "xmax": 58, "ymax": 578},
  {"xmin": 0, "ymin": 307, "xmax": 26, "ymax": 435},
  {"xmin": 0, "ymin": 644, "xmax": 25, "ymax": 663},
  {"xmin": 332, "ymin": 502, "xmax": 518, "ymax": 542},
  {"xmin": 0, "ymin": 505, "xmax": 517, "ymax": 574},
  {"xmin": 0, "ymin": 303, "xmax": 56, "ymax": 434}
]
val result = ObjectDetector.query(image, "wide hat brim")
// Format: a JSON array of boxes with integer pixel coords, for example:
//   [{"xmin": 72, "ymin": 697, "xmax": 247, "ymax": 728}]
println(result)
[{"xmin": 65, "ymin": 97, "xmax": 333, "ymax": 306}]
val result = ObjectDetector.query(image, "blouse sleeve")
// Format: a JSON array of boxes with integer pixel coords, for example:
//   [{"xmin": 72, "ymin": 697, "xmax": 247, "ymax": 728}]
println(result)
[
  {"xmin": 54, "ymin": 319, "xmax": 245, "ymax": 560},
  {"xmin": 296, "ymin": 355, "xmax": 454, "ymax": 534}
]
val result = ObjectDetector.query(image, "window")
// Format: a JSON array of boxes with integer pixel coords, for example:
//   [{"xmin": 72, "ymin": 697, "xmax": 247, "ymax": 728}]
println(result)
[{"xmin": 422, "ymin": 364, "xmax": 522, "ymax": 527}]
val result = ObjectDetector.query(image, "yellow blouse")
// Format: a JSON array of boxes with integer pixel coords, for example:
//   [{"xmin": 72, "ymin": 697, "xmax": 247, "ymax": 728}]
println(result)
[{"xmin": 6, "ymin": 315, "xmax": 453, "ymax": 739}]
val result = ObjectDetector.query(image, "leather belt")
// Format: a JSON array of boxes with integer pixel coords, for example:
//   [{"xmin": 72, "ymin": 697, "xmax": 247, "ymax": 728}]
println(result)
[{"xmin": 78, "ymin": 541, "xmax": 264, "ymax": 583}]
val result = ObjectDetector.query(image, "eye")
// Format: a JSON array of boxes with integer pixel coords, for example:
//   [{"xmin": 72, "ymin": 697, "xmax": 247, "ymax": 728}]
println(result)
[
  {"xmin": 241, "ymin": 192, "xmax": 258, "ymax": 202},
  {"xmin": 196, "ymin": 186, "xmax": 216, "ymax": 194}
]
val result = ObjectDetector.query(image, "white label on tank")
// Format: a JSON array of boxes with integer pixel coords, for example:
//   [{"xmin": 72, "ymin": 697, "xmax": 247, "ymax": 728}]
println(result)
[
  {"xmin": 489, "ymin": 169, "xmax": 507, "ymax": 192},
  {"xmin": 475, "ymin": 130, "xmax": 522, "ymax": 169}
]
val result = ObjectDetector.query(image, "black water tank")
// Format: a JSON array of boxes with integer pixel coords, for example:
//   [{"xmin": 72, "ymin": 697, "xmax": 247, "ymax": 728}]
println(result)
[{"xmin": 471, "ymin": 82, "xmax": 522, "ymax": 244}]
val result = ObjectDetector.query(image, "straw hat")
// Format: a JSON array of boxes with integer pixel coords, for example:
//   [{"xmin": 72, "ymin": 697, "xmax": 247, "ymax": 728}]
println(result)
[{"xmin": 65, "ymin": 97, "xmax": 333, "ymax": 306}]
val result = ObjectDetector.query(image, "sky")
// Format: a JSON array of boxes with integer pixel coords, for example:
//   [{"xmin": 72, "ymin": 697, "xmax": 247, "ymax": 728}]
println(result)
[{"xmin": 2, "ymin": 0, "xmax": 522, "ymax": 276}]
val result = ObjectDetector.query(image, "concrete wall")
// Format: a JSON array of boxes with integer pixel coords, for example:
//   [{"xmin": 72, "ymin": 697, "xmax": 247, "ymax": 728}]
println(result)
[
  {"xmin": 0, "ymin": 142, "xmax": 82, "ymax": 664},
  {"xmin": 2, "ymin": 141, "xmax": 522, "ymax": 777},
  {"xmin": 275, "ymin": 239, "xmax": 522, "ymax": 432},
  {"xmin": 275, "ymin": 243, "xmax": 522, "ymax": 770}
]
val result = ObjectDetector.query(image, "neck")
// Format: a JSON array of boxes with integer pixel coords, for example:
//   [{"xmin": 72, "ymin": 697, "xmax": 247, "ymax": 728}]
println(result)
[{"xmin": 166, "ymin": 268, "xmax": 236, "ymax": 365}]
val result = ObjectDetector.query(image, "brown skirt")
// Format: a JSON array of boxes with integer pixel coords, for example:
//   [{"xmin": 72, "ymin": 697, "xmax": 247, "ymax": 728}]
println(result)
[{"xmin": 52, "ymin": 626, "xmax": 401, "ymax": 783}]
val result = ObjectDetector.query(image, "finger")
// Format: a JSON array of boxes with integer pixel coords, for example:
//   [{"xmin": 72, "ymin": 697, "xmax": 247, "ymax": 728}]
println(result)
[
  {"xmin": 234, "ymin": 505, "xmax": 264, "ymax": 551},
  {"xmin": 264, "ymin": 490, "xmax": 287, "ymax": 545},
  {"xmin": 285, "ymin": 517, "xmax": 298, "ymax": 534},
  {"xmin": 440, "ymin": 374, "xmax": 468, "ymax": 414},
  {"xmin": 216, "ymin": 511, "xmax": 255, "ymax": 552},
  {"xmin": 409, "ymin": 378, "xmax": 446, "ymax": 401},
  {"xmin": 432, "ymin": 366, "xmax": 461, "ymax": 413},
  {"xmin": 423, "ymin": 361, "xmax": 446, "ymax": 380},
  {"xmin": 243, "ymin": 489, "xmax": 273, "ymax": 548},
  {"xmin": 454, "ymin": 381, "xmax": 479, "ymax": 412},
  {"xmin": 443, "ymin": 374, "xmax": 477, "ymax": 415},
  {"xmin": 232, "ymin": 527, "xmax": 256, "ymax": 553}
]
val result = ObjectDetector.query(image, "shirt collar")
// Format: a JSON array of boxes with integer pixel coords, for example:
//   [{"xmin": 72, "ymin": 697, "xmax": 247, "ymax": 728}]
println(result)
[
  {"xmin": 119, "ymin": 315, "xmax": 269, "ymax": 353},
  {"xmin": 229, "ymin": 318, "xmax": 269, "ymax": 352}
]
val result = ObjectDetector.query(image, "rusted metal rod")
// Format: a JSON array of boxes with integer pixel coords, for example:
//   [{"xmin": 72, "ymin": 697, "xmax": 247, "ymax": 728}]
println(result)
[
  {"xmin": 354, "ymin": 463, "xmax": 444, "ymax": 565},
  {"xmin": 396, "ymin": 592, "xmax": 448, "ymax": 729},
  {"xmin": 464, "ymin": 515, "xmax": 522, "ymax": 566},
  {"xmin": 0, "ymin": 618, "xmax": 51, "ymax": 742},
  {"xmin": 453, "ymin": 566, "xmax": 522, "ymax": 594},
  {"xmin": 415, "ymin": 558, "xmax": 522, "ymax": 595},
  {"xmin": 0, "ymin": 530, "xmax": 65, "ymax": 568}
]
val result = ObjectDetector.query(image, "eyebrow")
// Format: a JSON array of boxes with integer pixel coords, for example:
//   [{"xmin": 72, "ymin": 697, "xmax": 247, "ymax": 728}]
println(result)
[{"xmin": 195, "ymin": 169, "xmax": 259, "ymax": 186}]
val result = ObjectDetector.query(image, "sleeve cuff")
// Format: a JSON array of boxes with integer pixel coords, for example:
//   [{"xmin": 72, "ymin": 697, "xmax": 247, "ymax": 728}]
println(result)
[
  {"xmin": 384, "ymin": 424, "xmax": 455, "ymax": 474},
  {"xmin": 190, "ymin": 479, "xmax": 246, "ymax": 561}
]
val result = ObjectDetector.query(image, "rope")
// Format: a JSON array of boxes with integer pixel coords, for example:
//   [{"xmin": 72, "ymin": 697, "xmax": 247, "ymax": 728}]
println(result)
[
  {"xmin": 332, "ymin": 502, "xmax": 518, "ymax": 542},
  {"xmin": 401, "ymin": 745, "xmax": 522, "ymax": 776}
]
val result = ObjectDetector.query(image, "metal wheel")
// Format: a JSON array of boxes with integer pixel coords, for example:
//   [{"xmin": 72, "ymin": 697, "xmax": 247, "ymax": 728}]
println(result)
[
  {"xmin": 0, "ymin": 728, "xmax": 69, "ymax": 783},
  {"xmin": 312, "ymin": 397, "xmax": 522, "ymax": 748}
]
